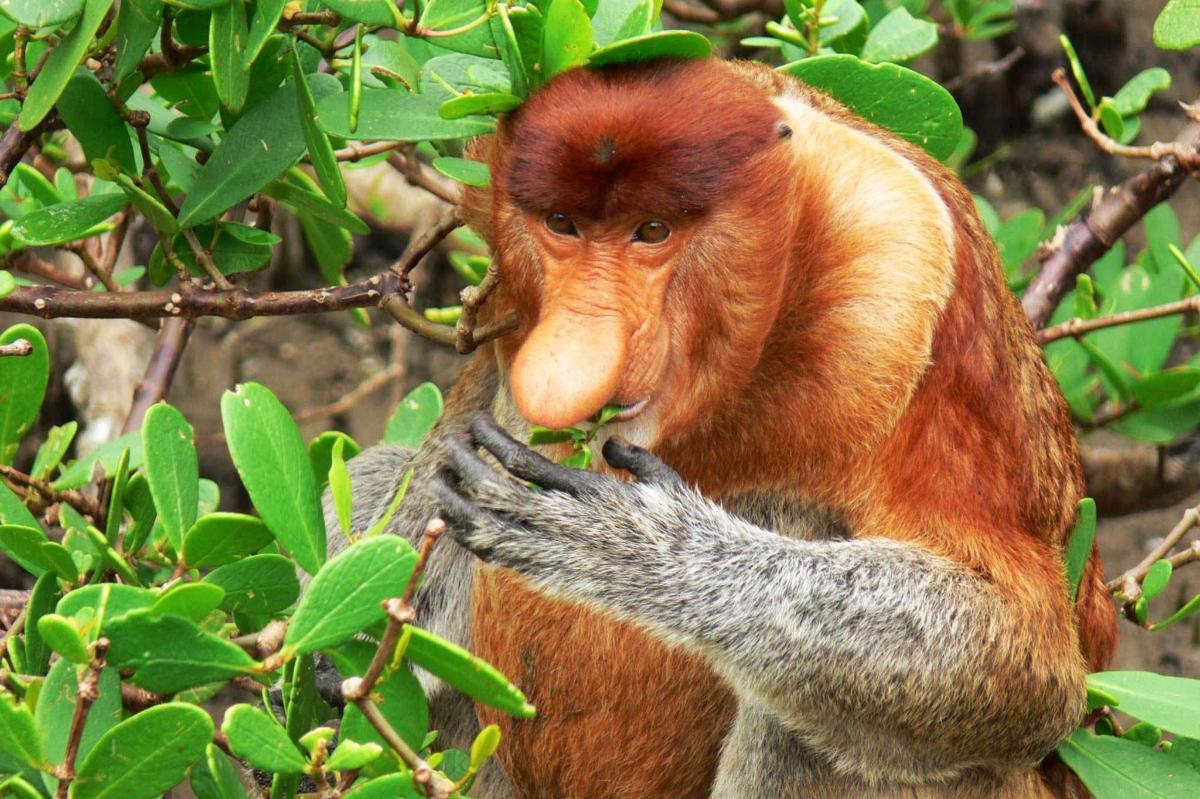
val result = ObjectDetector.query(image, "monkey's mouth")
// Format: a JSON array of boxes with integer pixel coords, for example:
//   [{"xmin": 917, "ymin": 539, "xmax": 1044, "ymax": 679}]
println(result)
[{"xmin": 614, "ymin": 398, "xmax": 650, "ymax": 421}]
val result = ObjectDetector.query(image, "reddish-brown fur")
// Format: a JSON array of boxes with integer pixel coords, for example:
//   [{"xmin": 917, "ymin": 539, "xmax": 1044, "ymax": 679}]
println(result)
[{"xmin": 460, "ymin": 58, "xmax": 1116, "ymax": 798}]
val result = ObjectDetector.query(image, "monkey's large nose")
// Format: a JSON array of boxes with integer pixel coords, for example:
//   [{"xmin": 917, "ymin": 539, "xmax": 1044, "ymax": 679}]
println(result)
[{"xmin": 509, "ymin": 310, "xmax": 627, "ymax": 430}]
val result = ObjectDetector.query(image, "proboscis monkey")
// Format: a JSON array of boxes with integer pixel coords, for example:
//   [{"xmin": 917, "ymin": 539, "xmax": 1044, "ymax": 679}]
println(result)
[{"xmin": 331, "ymin": 57, "xmax": 1117, "ymax": 799}]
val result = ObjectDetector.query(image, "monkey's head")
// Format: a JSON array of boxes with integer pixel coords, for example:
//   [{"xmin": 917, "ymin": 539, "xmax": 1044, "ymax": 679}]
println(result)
[{"xmin": 479, "ymin": 59, "xmax": 802, "ymax": 440}]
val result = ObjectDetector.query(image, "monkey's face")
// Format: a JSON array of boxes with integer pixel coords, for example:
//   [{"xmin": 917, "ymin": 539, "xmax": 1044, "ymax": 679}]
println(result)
[{"xmin": 488, "ymin": 60, "xmax": 794, "ymax": 437}]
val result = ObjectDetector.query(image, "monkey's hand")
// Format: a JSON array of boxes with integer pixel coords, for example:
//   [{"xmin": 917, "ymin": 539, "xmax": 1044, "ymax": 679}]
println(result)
[{"xmin": 431, "ymin": 412, "xmax": 694, "ymax": 605}]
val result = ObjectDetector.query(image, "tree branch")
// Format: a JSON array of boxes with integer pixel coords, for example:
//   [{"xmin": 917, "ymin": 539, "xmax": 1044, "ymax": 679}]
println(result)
[
  {"xmin": 121, "ymin": 318, "xmax": 195, "ymax": 434},
  {"xmin": 1022, "ymin": 93, "xmax": 1200, "ymax": 328},
  {"xmin": 1037, "ymin": 295, "xmax": 1200, "ymax": 344},
  {"xmin": 0, "ymin": 340, "xmax": 33, "ymax": 357}
]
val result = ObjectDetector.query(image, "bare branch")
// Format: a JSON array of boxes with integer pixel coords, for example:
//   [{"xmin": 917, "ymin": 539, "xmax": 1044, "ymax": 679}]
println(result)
[
  {"xmin": 1037, "ymin": 295, "xmax": 1200, "ymax": 344},
  {"xmin": 1052, "ymin": 70, "xmax": 1200, "ymax": 169},
  {"xmin": 121, "ymin": 318, "xmax": 195, "ymax": 433},
  {"xmin": 0, "ymin": 340, "xmax": 33, "ymax": 357},
  {"xmin": 294, "ymin": 363, "xmax": 403, "ymax": 423}
]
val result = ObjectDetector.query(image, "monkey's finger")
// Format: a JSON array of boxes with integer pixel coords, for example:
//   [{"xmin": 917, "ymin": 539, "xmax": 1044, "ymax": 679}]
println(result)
[
  {"xmin": 602, "ymin": 437, "xmax": 683, "ymax": 487},
  {"xmin": 470, "ymin": 412, "xmax": 605, "ymax": 494},
  {"xmin": 428, "ymin": 475, "xmax": 503, "ymax": 557},
  {"xmin": 441, "ymin": 434, "xmax": 508, "ymax": 492}
]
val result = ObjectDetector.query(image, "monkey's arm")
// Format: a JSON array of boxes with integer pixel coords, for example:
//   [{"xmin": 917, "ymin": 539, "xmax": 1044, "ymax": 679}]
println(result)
[{"xmin": 433, "ymin": 415, "xmax": 1086, "ymax": 783}]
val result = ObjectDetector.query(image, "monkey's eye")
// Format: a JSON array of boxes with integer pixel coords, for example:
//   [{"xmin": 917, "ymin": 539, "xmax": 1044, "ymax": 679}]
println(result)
[
  {"xmin": 633, "ymin": 220, "xmax": 670, "ymax": 244},
  {"xmin": 545, "ymin": 213, "xmax": 578, "ymax": 236}
]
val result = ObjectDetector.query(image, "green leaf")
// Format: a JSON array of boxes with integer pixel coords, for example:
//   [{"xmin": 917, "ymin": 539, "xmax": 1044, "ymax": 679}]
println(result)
[
  {"xmin": 1131, "ymin": 368, "xmax": 1200, "ymax": 409},
  {"xmin": 293, "ymin": 44, "xmax": 347, "ymax": 208},
  {"xmin": 1152, "ymin": 593, "xmax": 1200, "ymax": 631},
  {"xmin": 178, "ymin": 82, "xmax": 308, "ymax": 227},
  {"xmin": 31, "ymin": 421, "xmax": 78, "ymax": 480},
  {"xmin": 37, "ymin": 613, "xmax": 90, "ymax": 664},
  {"xmin": 12, "ymin": 192, "xmax": 128, "ymax": 246},
  {"xmin": 325, "ymin": 740, "xmax": 383, "ymax": 771},
  {"xmin": 114, "ymin": 0, "xmax": 163, "ymax": 81},
  {"xmin": 341, "ymin": 665, "xmax": 428, "ymax": 751},
  {"xmin": 244, "ymin": 0, "xmax": 284, "ymax": 67},
  {"xmin": 57, "ymin": 70, "xmax": 137, "ymax": 174},
  {"xmin": 221, "ymin": 704, "xmax": 308, "ymax": 775},
  {"xmin": 284, "ymin": 536, "xmax": 417, "ymax": 655},
  {"xmin": 0, "ymin": 324, "xmax": 48, "ymax": 466},
  {"xmin": 383, "ymin": 382, "xmax": 444, "ymax": 447},
  {"xmin": 542, "ymin": 0, "xmax": 592, "ymax": 79},
  {"xmin": 1064, "ymin": 497, "xmax": 1096, "ymax": 603},
  {"xmin": 1059, "ymin": 34, "xmax": 1095, "ymax": 109},
  {"xmin": 328, "ymin": 437, "xmax": 352, "ymax": 536},
  {"xmin": 143, "ymin": 402, "xmax": 199, "ymax": 554},
  {"xmin": 779, "ymin": 54, "xmax": 963, "ymax": 161},
  {"xmin": 22, "ymin": 572, "xmax": 60, "ymax": 674},
  {"xmin": 0, "ymin": 687, "xmax": 43, "ymax": 769},
  {"xmin": 342, "ymin": 773, "xmax": 425, "ymax": 799},
  {"xmin": 860, "ymin": 7, "xmax": 938, "ymax": 63},
  {"xmin": 1142, "ymin": 556, "xmax": 1171, "ymax": 595},
  {"xmin": 182, "ymin": 512, "xmax": 273, "ymax": 568},
  {"xmin": 470, "ymin": 723, "xmax": 501, "ymax": 769},
  {"xmin": 433, "ymin": 157, "xmax": 490, "ymax": 187},
  {"xmin": 37, "ymin": 660, "xmax": 121, "ymax": 787},
  {"xmin": 1086, "ymin": 672, "xmax": 1200, "ymax": 738},
  {"xmin": 0, "ymin": 271, "xmax": 14, "ymax": 298},
  {"xmin": 152, "ymin": 582, "xmax": 226, "ymax": 621},
  {"xmin": 221, "ymin": 382, "xmax": 326, "ymax": 575},
  {"xmin": 0, "ymin": 0, "xmax": 84, "ymax": 27},
  {"xmin": 1059, "ymin": 728, "xmax": 1200, "ymax": 799},
  {"xmin": 190, "ymin": 744, "xmax": 248, "ymax": 799},
  {"xmin": 96, "ymin": 162, "xmax": 178, "ymax": 235},
  {"xmin": 1114, "ymin": 68, "xmax": 1172, "ymax": 116},
  {"xmin": 1154, "ymin": 0, "xmax": 1200, "ymax": 50},
  {"xmin": 262, "ymin": 178, "xmax": 370, "ymax": 234},
  {"xmin": 57, "ymin": 584, "xmax": 156, "ymax": 629},
  {"xmin": 106, "ymin": 610, "xmax": 258, "ymax": 693},
  {"xmin": 203, "ymin": 553, "xmax": 300, "ymax": 614},
  {"xmin": 419, "ymin": 0, "xmax": 496, "ymax": 58},
  {"xmin": 590, "ymin": 0, "xmax": 652, "ymax": 47},
  {"xmin": 70, "ymin": 703, "xmax": 213, "ymax": 799},
  {"xmin": 320, "ymin": 0, "xmax": 400, "ymax": 26},
  {"xmin": 438, "ymin": 92, "xmax": 522, "ymax": 119},
  {"xmin": 0, "ymin": 523, "xmax": 50, "ymax": 576},
  {"xmin": 53, "ymin": 431, "xmax": 143, "ymax": 490},
  {"xmin": 18, "ymin": 0, "xmax": 115, "ymax": 131},
  {"xmin": 309, "ymin": 431, "xmax": 360, "ymax": 491},
  {"xmin": 211, "ymin": 0, "xmax": 250, "ymax": 113},
  {"xmin": 404, "ymin": 626, "xmax": 535, "ymax": 718},
  {"xmin": 586, "ymin": 30, "xmax": 710, "ymax": 68},
  {"xmin": 1098, "ymin": 99, "xmax": 1124, "ymax": 142},
  {"xmin": 316, "ymin": 88, "xmax": 496, "ymax": 141}
]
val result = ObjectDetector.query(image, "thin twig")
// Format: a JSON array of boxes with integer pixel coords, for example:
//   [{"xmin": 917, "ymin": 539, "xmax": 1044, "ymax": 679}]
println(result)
[
  {"xmin": 0, "ymin": 605, "xmax": 26, "ymax": 665},
  {"xmin": 182, "ymin": 228, "xmax": 234, "ymax": 290},
  {"xmin": 401, "ymin": 518, "xmax": 445, "ymax": 607},
  {"xmin": 0, "ymin": 340, "xmax": 33, "ymax": 357},
  {"xmin": 0, "ymin": 464, "xmax": 103, "ymax": 519},
  {"xmin": 1053, "ymin": 69, "xmax": 1200, "ymax": 169},
  {"xmin": 1037, "ymin": 295, "xmax": 1200, "ymax": 344},
  {"xmin": 385, "ymin": 149, "xmax": 460, "ymax": 205},
  {"xmin": 56, "ymin": 639, "xmax": 109, "ymax": 798},
  {"xmin": 120, "ymin": 318, "xmax": 195, "ymax": 434},
  {"xmin": 293, "ymin": 364, "xmax": 403, "ymax": 423},
  {"xmin": 1108, "ymin": 504, "xmax": 1200, "ymax": 599},
  {"xmin": 943, "ymin": 47, "xmax": 1024, "ymax": 93}
]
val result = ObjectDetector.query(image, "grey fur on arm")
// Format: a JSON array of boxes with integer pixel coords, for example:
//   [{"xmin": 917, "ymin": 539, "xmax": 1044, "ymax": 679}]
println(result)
[{"xmin": 432, "ymin": 414, "xmax": 1087, "ymax": 784}]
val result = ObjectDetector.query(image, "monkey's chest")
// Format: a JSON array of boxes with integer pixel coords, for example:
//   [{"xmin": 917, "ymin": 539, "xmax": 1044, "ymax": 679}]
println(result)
[{"xmin": 472, "ymin": 565, "xmax": 735, "ymax": 799}]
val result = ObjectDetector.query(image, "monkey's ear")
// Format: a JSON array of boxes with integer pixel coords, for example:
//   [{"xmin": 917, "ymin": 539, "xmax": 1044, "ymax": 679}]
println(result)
[{"xmin": 457, "ymin": 135, "xmax": 497, "ymax": 242}]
